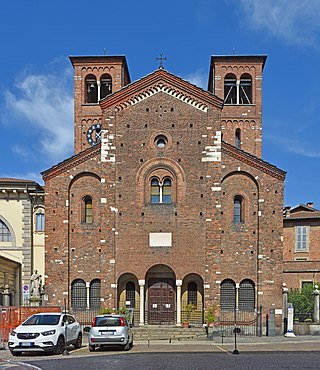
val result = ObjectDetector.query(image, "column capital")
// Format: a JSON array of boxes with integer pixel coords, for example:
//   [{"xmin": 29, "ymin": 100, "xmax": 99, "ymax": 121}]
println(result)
[
  {"xmin": 138, "ymin": 280, "xmax": 145, "ymax": 286},
  {"xmin": 176, "ymin": 280, "xmax": 182, "ymax": 287}
]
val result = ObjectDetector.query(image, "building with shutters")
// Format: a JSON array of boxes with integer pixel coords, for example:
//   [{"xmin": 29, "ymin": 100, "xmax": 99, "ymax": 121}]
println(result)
[{"xmin": 42, "ymin": 54, "xmax": 286, "ymax": 329}]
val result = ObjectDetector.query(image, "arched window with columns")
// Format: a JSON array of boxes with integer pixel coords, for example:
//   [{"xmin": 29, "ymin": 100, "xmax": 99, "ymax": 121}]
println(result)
[{"xmin": 150, "ymin": 176, "xmax": 172, "ymax": 204}]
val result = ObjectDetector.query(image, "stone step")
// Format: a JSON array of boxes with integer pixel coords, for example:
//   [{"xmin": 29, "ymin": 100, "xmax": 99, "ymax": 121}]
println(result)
[{"xmin": 132, "ymin": 326, "xmax": 207, "ymax": 341}]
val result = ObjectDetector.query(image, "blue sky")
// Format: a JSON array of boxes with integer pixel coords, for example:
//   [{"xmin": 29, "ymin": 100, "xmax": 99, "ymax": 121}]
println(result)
[{"xmin": 1, "ymin": 0, "xmax": 320, "ymax": 208}]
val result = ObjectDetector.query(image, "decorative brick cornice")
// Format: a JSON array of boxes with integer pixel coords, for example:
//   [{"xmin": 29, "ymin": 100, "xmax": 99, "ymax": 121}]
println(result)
[
  {"xmin": 100, "ymin": 69, "xmax": 223, "ymax": 111},
  {"xmin": 222, "ymin": 141, "xmax": 286, "ymax": 181},
  {"xmin": 42, "ymin": 144, "xmax": 101, "ymax": 181}
]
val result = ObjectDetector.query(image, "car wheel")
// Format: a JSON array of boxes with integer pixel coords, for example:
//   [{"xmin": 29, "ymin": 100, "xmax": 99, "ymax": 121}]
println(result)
[
  {"xmin": 54, "ymin": 336, "xmax": 65, "ymax": 355},
  {"xmin": 123, "ymin": 340, "xmax": 130, "ymax": 351},
  {"xmin": 74, "ymin": 332, "xmax": 82, "ymax": 349},
  {"xmin": 11, "ymin": 351, "xmax": 22, "ymax": 356},
  {"xmin": 89, "ymin": 344, "xmax": 96, "ymax": 352}
]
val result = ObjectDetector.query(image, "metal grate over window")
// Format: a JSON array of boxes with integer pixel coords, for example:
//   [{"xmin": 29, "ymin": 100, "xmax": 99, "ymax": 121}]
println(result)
[
  {"xmin": 89, "ymin": 279, "xmax": 101, "ymax": 309},
  {"xmin": 187, "ymin": 282, "xmax": 197, "ymax": 307},
  {"xmin": 126, "ymin": 282, "xmax": 136, "ymax": 308},
  {"xmin": 71, "ymin": 279, "xmax": 86, "ymax": 309},
  {"xmin": 238, "ymin": 279, "xmax": 255, "ymax": 311},
  {"xmin": 220, "ymin": 279, "xmax": 236, "ymax": 311}
]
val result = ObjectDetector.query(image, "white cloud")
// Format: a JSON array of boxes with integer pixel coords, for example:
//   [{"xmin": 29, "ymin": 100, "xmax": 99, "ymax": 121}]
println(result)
[
  {"xmin": 266, "ymin": 133, "xmax": 320, "ymax": 158},
  {"xmin": 4, "ymin": 68, "xmax": 74, "ymax": 163},
  {"xmin": 237, "ymin": 0, "xmax": 320, "ymax": 47},
  {"xmin": 184, "ymin": 69, "xmax": 207, "ymax": 89}
]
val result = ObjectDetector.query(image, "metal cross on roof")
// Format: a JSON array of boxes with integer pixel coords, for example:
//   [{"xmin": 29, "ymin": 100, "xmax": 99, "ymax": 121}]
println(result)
[{"xmin": 156, "ymin": 53, "xmax": 167, "ymax": 69}]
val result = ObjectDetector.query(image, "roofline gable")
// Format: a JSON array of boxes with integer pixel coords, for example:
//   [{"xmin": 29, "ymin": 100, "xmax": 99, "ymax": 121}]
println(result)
[
  {"xmin": 222, "ymin": 141, "xmax": 286, "ymax": 181},
  {"xmin": 100, "ymin": 68, "xmax": 224, "ymax": 111},
  {"xmin": 41, "ymin": 144, "xmax": 101, "ymax": 181}
]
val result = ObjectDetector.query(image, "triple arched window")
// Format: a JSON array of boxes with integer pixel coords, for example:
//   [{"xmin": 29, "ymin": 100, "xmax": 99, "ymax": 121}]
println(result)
[
  {"xmin": 85, "ymin": 74, "xmax": 112, "ymax": 103},
  {"xmin": 150, "ymin": 177, "xmax": 172, "ymax": 204},
  {"xmin": 224, "ymin": 73, "xmax": 252, "ymax": 105}
]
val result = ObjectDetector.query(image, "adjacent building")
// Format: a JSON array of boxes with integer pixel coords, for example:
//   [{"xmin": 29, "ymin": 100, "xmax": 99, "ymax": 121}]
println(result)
[
  {"xmin": 283, "ymin": 203, "xmax": 320, "ymax": 289},
  {"xmin": 0, "ymin": 178, "xmax": 45, "ymax": 305}
]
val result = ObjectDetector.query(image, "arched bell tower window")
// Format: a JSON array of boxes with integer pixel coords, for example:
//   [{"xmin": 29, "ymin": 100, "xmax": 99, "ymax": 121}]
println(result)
[
  {"xmin": 100, "ymin": 74, "xmax": 112, "ymax": 99},
  {"xmin": 235, "ymin": 128, "xmax": 241, "ymax": 149},
  {"xmin": 240, "ymin": 74, "xmax": 252, "ymax": 104},
  {"xmin": 83, "ymin": 196, "xmax": 93, "ymax": 223},
  {"xmin": 224, "ymin": 73, "xmax": 253, "ymax": 105},
  {"xmin": 224, "ymin": 74, "xmax": 237, "ymax": 104},
  {"xmin": 150, "ymin": 177, "xmax": 172, "ymax": 204},
  {"xmin": 85, "ymin": 74, "xmax": 98, "ymax": 103},
  {"xmin": 234, "ymin": 196, "xmax": 243, "ymax": 223}
]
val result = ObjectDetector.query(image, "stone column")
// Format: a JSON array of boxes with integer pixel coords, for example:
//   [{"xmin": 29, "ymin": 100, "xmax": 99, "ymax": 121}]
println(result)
[
  {"xmin": 282, "ymin": 283, "xmax": 288, "ymax": 334},
  {"xmin": 97, "ymin": 81, "xmax": 101, "ymax": 101},
  {"xmin": 313, "ymin": 285, "xmax": 320, "ymax": 323},
  {"xmin": 2, "ymin": 285, "xmax": 10, "ymax": 306},
  {"xmin": 139, "ymin": 280, "xmax": 145, "ymax": 326},
  {"xmin": 176, "ymin": 280, "xmax": 182, "ymax": 326},
  {"xmin": 86, "ymin": 282, "xmax": 90, "ymax": 309}
]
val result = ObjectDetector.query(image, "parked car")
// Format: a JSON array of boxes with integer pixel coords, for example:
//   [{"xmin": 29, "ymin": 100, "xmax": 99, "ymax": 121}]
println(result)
[
  {"xmin": 88, "ymin": 314, "xmax": 133, "ymax": 351},
  {"xmin": 8, "ymin": 312, "xmax": 82, "ymax": 356}
]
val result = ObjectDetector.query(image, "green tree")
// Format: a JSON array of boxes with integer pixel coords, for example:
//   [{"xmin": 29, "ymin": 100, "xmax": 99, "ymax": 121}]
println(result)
[{"xmin": 288, "ymin": 284, "xmax": 316, "ymax": 314}]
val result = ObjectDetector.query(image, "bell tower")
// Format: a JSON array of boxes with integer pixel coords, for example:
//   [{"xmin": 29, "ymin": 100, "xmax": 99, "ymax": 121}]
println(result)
[
  {"xmin": 208, "ymin": 55, "xmax": 267, "ymax": 158},
  {"xmin": 69, "ymin": 56, "xmax": 131, "ymax": 154}
]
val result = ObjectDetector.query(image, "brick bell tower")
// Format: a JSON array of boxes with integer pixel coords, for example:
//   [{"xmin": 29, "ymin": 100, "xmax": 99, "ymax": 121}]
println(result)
[
  {"xmin": 208, "ymin": 55, "xmax": 267, "ymax": 158},
  {"xmin": 69, "ymin": 56, "xmax": 131, "ymax": 154}
]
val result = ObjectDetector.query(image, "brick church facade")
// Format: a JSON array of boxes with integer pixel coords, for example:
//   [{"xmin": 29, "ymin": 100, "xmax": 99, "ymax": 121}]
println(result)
[{"xmin": 42, "ymin": 54, "xmax": 286, "ymax": 327}]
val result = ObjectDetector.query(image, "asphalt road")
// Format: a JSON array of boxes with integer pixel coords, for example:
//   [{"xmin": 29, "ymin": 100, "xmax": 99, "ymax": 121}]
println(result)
[{"xmin": 20, "ymin": 351, "xmax": 320, "ymax": 370}]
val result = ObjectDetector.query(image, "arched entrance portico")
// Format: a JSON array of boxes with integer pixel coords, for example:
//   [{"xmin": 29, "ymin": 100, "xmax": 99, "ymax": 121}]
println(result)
[{"xmin": 146, "ymin": 265, "xmax": 176, "ymax": 325}]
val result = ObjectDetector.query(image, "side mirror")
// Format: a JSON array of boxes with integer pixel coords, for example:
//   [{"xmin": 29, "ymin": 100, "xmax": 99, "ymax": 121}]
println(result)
[
  {"xmin": 83, "ymin": 326, "xmax": 91, "ymax": 334},
  {"xmin": 61, "ymin": 322, "xmax": 65, "ymax": 327}
]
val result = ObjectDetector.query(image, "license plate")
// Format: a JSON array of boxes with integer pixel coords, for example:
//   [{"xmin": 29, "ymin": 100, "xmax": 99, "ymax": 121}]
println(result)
[
  {"xmin": 100, "ymin": 331, "xmax": 115, "ymax": 335},
  {"xmin": 19, "ymin": 342, "xmax": 33, "ymax": 347}
]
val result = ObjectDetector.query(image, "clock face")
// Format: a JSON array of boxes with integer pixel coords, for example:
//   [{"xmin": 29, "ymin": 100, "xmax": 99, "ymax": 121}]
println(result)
[{"xmin": 86, "ymin": 124, "xmax": 102, "ymax": 145}]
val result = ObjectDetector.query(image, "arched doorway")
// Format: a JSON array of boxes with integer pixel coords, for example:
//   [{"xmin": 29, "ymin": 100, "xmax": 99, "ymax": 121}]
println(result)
[{"xmin": 146, "ymin": 265, "xmax": 176, "ymax": 325}]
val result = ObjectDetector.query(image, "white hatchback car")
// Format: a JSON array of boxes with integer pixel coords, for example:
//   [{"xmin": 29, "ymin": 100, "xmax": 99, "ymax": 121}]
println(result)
[
  {"xmin": 8, "ymin": 312, "xmax": 82, "ymax": 356},
  {"xmin": 88, "ymin": 314, "xmax": 133, "ymax": 351}
]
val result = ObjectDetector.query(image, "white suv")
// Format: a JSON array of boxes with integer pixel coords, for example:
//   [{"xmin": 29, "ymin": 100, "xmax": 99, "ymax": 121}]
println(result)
[{"xmin": 8, "ymin": 312, "xmax": 82, "ymax": 356}]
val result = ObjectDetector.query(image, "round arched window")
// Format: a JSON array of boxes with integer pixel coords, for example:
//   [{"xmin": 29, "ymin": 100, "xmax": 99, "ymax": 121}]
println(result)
[{"xmin": 155, "ymin": 135, "xmax": 167, "ymax": 149}]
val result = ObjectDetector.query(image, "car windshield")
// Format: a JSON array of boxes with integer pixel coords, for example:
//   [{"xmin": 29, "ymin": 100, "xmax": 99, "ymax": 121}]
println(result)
[
  {"xmin": 95, "ymin": 317, "xmax": 125, "ymax": 327},
  {"xmin": 22, "ymin": 314, "xmax": 60, "ymax": 326}
]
